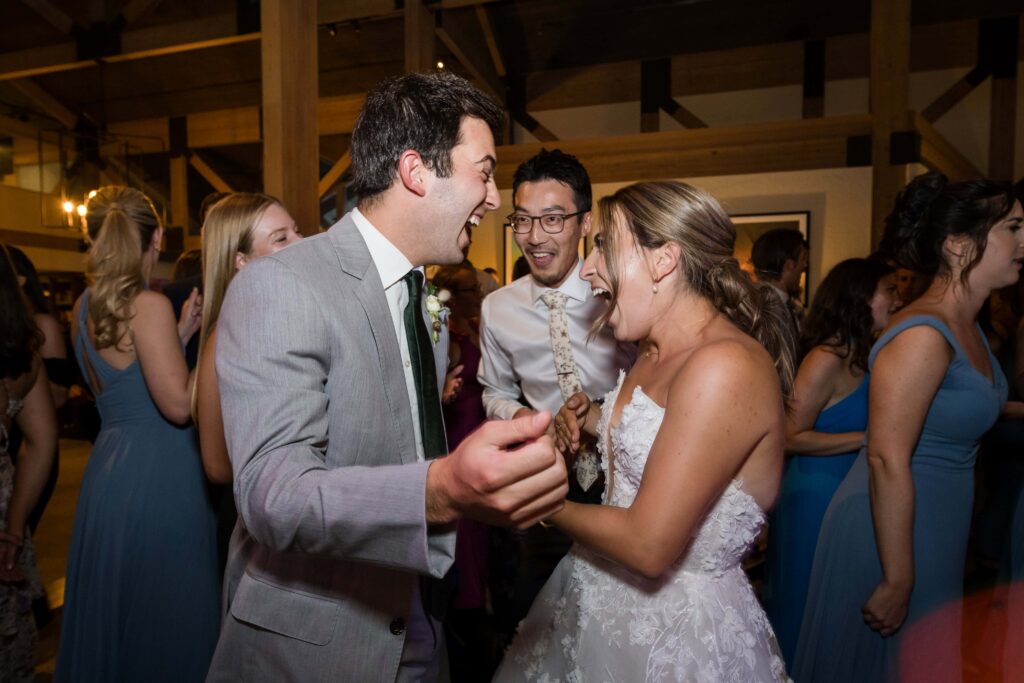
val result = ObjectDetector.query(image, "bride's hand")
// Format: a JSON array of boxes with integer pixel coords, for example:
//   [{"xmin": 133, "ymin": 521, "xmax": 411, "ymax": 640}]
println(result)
[
  {"xmin": 554, "ymin": 392, "xmax": 591, "ymax": 455},
  {"xmin": 861, "ymin": 578, "xmax": 911, "ymax": 636}
]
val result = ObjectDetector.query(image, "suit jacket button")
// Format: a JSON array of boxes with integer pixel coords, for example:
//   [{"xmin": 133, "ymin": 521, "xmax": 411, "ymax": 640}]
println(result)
[{"xmin": 389, "ymin": 618, "xmax": 405, "ymax": 635}]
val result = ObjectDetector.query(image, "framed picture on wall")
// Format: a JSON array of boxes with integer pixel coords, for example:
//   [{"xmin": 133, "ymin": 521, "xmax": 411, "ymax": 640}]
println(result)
[
  {"xmin": 730, "ymin": 211, "xmax": 810, "ymax": 284},
  {"xmin": 503, "ymin": 229, "xmax": 586, "ymax": 284}
]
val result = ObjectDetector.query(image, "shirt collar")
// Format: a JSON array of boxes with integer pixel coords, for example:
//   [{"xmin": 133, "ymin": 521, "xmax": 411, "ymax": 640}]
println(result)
[
  {"xmin": 351, "ymin": 207, "xmax": 416, "ymax": 289},
  {"xmin": 530, "ymin": 257, "xmax": 589, "ymax": 304}
]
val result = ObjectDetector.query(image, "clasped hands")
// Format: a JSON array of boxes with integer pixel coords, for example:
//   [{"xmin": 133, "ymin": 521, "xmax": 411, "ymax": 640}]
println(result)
[
  {"xmin": 426, "ymin": 411, "xmax": 569, "ymax": 529},
  {"xmin": 553, "ymin": 391, "xmax": 594, "ymax": 459}
]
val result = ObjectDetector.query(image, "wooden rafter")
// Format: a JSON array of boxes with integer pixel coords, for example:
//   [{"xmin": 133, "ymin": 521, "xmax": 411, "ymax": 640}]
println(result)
[
  {"xmin": 318, "ymin": 150, "xmax": 351, "ymax": 199},
  {"xmin": 405, "ymin": 0, "xmax": 435, "ymax": 73},
  {"xmin": 188, "ymin": 152, "xmax": 233, "ymax": 194},
  {"xmin": 9, "ymin": 78, "xmax": 78, "ymax": 129},
  {"xmin": 914, "ymin": 113, "xmax": 983, "ymax": 181},
  {"xmin": 662, "ymin": 100, "xmax": 707, "ymax": 129},
  {"xmin": 921, "ymin": 65, "xmax": 989, "ymax": 123},
  {"xmin": 0, "ymin": 11, "xmax": 256, "ymax": 80},
  {"xmin": 436, "ymin": 10, "xmax": 503, "ymax": 100},
  {"xmin": 120, "ymin": 0, "xmax": 167, "ymax": 26},
  {"xmin": 18, "ymin": 0, "xmax": 74, "ymax": 35},
  {"xmin": 869, "ymin": 0, "xmax": 912, "ymax": 249},
  {"xmin": 494, "ymin": 115, "xmax": 873, "ymax": 188},
  {"xmin": 475, "ymin": 5, "xmax": 506, "ymax": 78}
]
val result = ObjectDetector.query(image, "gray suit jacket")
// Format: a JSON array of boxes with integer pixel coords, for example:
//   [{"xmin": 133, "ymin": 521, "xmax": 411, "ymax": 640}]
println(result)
[{"xmin": 206, "ymin": 214, "xmax": 455, "ymax": 682}]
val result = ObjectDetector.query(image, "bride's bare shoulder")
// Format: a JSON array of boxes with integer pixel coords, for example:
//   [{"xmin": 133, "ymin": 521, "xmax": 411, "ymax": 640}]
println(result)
[{"xmin": 668, "ymin": 334, "xmax": 781, "ymax": 408}]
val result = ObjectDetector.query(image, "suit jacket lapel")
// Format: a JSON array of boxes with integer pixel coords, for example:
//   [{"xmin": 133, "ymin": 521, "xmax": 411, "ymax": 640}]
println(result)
[{"xmin": 328, "ymin": 215, "xmax": 419, "ymax": 465}]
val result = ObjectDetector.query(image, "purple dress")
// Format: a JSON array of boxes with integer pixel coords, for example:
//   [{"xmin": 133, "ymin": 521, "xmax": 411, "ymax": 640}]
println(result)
[{"xmin": 443, "ymin": 329, "xmax": 489, "ymax": 609}]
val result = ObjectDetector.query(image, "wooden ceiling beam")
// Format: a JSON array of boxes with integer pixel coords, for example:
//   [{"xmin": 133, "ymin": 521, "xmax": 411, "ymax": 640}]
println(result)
[
  {"xmin": 475, "ymin": 5, "xmax": 506, "ymax": 78},
  {"xmin": 317, "ymin": 0, "xmax": 397, "ymax": 26},
  {"xmin": 494, "ymin": 115, "xmax": 873, "ymax": 188},
  {"xmin": 405, "ymin": 0, "xmax": 435, "ymax": 73},
  {"xmin": 526, "ymin": 19, "xmax": 986, "ymax": 111},
  {"xmin": 914, "ymin": 113, "xmax": 983, "ymax": 181},
  {"xmin": 188, "ymin": 152, "xmax": 235, "ymax": 193},
  {"xmin": 869, "ymin": 0, "xmax": 912, "ymax": 249},
  {"xmin": 120, "ymin": 0, "xmax": 167, "ymax": 27},
  {"xmin": 0, "ymin": 113, "xmax": 51, "ymax": 140},
  {"xmin": 17, "ymin": 0, "xmax": 74, "ymax": 35},
  {"xmin": 436, "ymin": 9, "xmax": 504, "ymax": 101},
  {"xmin": 921, "ymin": 65, "xmax": 990, "ymax": 123},
  {"xmin": 9, "ymin": 78, "xmax": 79, "ymax": 129},
  {"xmin": 318, "ymin": 150, "xmax": 351, "ymax": 199},
  {"xmin": 101, "ymin": 93, "xmax": 366, "ymax": 152},
  {"xmin": 0, "ymin": 11, "xmax": 257, "ymax": 81}
]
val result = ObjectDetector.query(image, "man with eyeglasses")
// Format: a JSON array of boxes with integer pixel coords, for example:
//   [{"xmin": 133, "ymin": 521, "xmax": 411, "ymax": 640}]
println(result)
[{"xmin": 478, "ymin": 148, "xmax": 635, "ymax": 640}]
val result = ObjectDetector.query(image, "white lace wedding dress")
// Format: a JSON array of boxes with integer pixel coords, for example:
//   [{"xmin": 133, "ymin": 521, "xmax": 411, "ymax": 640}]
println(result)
[{"xmin": 493, "ymin": 373, "xmax": 790, "ymax": 682}]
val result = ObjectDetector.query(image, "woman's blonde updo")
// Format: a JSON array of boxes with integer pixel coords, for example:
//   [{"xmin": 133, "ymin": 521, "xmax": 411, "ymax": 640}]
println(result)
[
  {"xmin": 596, "ymin": 181, "xmax": 796, "ymax": 395},
  {"xmin": 83, "ymin": 186, "xmax": 161, "ymax": 350}
]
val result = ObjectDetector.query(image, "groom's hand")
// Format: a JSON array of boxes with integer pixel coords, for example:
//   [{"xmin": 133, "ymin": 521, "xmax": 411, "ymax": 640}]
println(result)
[{"xmin": 426, "ymin": 411, "xmax": 568, "ymax": 529}]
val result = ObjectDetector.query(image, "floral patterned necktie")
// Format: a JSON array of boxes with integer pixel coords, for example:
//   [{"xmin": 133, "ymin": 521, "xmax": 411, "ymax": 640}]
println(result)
[{"xmin": 541, "ymin": 291, "xmax": 599, "ymax": 491}]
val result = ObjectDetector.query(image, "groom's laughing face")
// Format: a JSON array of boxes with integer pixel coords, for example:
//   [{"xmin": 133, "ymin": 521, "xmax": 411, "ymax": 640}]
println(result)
[{"xmin": 425, "ymin": 116, "xmax": 500, "ymax": 265}]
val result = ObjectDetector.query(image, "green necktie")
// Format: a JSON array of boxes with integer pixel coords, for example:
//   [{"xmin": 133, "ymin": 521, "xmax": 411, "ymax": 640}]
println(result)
[
  {"xmin": 403, "ymin": 271, "xmax": 455, "ymax": 622},
  {"xmin": 402, "ymin": 270, "xmax": 448, "ymax": 460}
]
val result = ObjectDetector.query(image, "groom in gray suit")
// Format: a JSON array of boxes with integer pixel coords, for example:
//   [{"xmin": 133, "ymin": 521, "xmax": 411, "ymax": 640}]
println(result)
[{"xmin": 206, "ymin": 72, "xmax": 568, "ymax": 682}]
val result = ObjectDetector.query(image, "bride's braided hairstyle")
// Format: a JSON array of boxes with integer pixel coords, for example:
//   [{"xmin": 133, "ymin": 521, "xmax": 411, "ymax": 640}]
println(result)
[{"xmin": 594, "ymin": 181, "xmax": 796, "ymax": 396}]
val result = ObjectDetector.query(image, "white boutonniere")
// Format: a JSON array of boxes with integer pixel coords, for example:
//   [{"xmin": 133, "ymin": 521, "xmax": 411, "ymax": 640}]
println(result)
[{"xmin": 425, "ymin": 283, "xmax": 451, "ymax": 343}]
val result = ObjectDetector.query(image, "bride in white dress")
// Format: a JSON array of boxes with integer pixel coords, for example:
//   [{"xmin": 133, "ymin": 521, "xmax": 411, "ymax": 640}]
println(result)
[{"xmin": 493, "ymin": 181, "xmax": 796, "ymax": 682}]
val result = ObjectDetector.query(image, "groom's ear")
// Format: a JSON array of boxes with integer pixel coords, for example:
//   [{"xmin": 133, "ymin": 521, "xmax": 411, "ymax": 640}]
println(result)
[{"xmin": 397, "ymin": 150, "xmax": 429, "ymax": 198}]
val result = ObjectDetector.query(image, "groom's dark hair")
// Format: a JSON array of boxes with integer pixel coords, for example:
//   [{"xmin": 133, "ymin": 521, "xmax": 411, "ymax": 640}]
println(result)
[{"xmin": 350, "ymin": 71, "xmax": 506, "ymax": 203}]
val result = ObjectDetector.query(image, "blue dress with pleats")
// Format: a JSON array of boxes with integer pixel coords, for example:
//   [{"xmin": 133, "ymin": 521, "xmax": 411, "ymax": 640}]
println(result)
[
  {"xmin": 763, "ymin": 373, "xmax": 866, "ymax": 667},
  {"xmin": 793, "ymin": 315, "xmax": 1006, "ymax": 683},
  {"xmin": 56, "ymin": 291, "xmax": 220, "ymax": 682}
]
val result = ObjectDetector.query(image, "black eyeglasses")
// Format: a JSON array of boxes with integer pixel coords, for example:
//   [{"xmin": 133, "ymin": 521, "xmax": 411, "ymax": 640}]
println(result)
[{"xmin": 504, "ymin": 210, "xmax": 586, "ymax": 234}]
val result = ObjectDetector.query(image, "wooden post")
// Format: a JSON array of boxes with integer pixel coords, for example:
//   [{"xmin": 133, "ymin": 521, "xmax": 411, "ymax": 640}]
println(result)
[
  {"xmin": 869, "ymin": 0, "xmax": 911, "ymax": 249},
  {"xmin": 405, "ymin": 0, "xmax": 435, "ymax": 73},
  {"xmin": 169, "ymin": 155, "xmax": 193, "ymax": 249},
  {"xmin": 261, "ymin": 0, "xmax": 319, "ymax": 234},
  {"xmin": 802, "ymin": 40, "xmax": 825, "ymax": 119},
  {"xmin": 983, "ymin": 17, "xmax": 1018, "ymax": 182}
]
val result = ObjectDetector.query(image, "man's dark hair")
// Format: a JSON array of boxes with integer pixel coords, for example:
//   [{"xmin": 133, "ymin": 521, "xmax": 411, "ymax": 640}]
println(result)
[
  {"xmin": 349, "ymin": 72, "xmax": 506, "ymax": 202},
  {"xmin": 512, "ymin": 148, "xmax": 592, "ymax": 213},
  {"xmin": 5, "ymin": 245, "xmax": 51, "ymax": 314},
  {"xmin": 0, "ymin": 243, "xmax": 42, "ymax": 379},
  {"xmin": 750, "ymin": 228, "xmax": 807, "ymax": 281}
]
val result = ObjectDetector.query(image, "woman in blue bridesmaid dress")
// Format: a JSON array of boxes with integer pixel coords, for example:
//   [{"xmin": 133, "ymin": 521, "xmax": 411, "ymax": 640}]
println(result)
[
  {"xmin": 794, "ymin": 173, "xmax": 1023, "ymax": 683},
  {"xmin": 56, "ymin": 187, "xmax": 220, "ymax": 682},
  {"xmin": 763, "ymin": 257, "xmax": 900, "ymax": 667}
]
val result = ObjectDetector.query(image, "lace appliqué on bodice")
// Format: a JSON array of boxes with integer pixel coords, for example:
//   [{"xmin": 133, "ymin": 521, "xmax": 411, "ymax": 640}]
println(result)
[{"xmin": 502, "ymin": 371, "xmax": 789, "ymax": 682}]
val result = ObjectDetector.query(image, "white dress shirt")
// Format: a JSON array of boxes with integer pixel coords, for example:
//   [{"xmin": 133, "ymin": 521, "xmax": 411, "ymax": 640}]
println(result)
[
  {"xmin": 479, "ymin": 259, "xmax": 635, "ymax": 419},
  {"xmin": 352, "ymin": 208, "xmax": 441, "ymax": 679},
  {"xmin": 352, "ymin": 208, "xmax": 426, "ymax": 461}
]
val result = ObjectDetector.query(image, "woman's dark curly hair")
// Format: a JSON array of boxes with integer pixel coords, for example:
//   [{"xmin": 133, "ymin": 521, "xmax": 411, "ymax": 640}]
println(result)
[
  {"xmin": 801, "ymin": 258, "xmax": 894, "ymax": 374},
  {"xmin": 0, "ymin": 243, "xmax": 42, "ymax": 379},
  {"xmin": 880, "ymin": 171, "xmax": 1015, "ymax": 286}
]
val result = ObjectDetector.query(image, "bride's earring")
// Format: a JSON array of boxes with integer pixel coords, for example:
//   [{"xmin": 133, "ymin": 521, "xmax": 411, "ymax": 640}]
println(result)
[{"xmin": 652, "ymin": 283, "xmax": 658, "ymax": 293}]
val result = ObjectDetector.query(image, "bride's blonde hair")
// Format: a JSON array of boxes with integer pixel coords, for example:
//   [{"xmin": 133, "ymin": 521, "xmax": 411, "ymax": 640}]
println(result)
[
  {"xmin": 595, "ymin": 181, "xmax": 796, "ymax": 396},
  {"xmin": 83, "ymin": 186, "xmax": 161, "ymax": 351}
]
